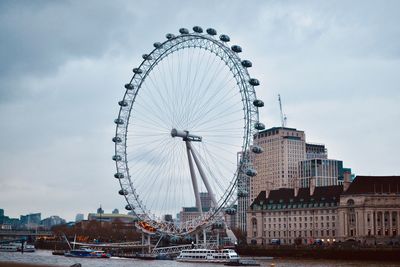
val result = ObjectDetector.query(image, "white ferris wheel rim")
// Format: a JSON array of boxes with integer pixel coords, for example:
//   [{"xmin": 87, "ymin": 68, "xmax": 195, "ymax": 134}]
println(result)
[{"xmin": 113, "ymin": 26, "xmax": 262, "ymax": 236}]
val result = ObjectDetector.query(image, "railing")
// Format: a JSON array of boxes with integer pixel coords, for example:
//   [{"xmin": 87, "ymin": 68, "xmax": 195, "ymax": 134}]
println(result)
[
  {"xmin": 152, "ymin": 242, "xmax": 219, "ymax": 255},
  {"xmin": 0, "ymin": 230, "xmax": 53, "ymax": 236},
  {"xmin": 70, "ymin": 241, "xmax": 146, "ymax": 248}
]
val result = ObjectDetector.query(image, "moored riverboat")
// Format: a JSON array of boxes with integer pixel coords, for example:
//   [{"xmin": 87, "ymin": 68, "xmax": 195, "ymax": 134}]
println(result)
[
  {"xmin": 176, "ymin": 248, "xmax": 240, "ymax": 263},
  {"xmin": 64, "ymin": 248, "xmax": 110, "ymax": 258},
  {"xmin": 0, "ymin": 243, "xmax": 19, "ymax": 252},
  {"xmin": 225, "ymin": 259, "xmax": 261, "ymax": 266}
]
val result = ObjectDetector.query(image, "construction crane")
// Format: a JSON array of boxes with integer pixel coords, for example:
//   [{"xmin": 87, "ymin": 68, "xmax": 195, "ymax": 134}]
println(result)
[{"xmin": 278, "ymin": 94, "xmax": 287, "ymax": 128}]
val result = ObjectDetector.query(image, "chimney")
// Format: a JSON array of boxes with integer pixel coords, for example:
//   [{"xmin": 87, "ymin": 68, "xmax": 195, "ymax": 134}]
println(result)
[
  {"xmin": 266, "ymin": 189, "xmax": 270, "ymax": 199},
  {"xmin": 343, "ymin": 171, "xmax": 351, "ymax": 192},
  {"xmin": 310, "ymin": 178, "xmax": 316, "ymax": 196},
  {"xmin": 294, "ymin": 179, "xmax": 299, "ymax": 197}
]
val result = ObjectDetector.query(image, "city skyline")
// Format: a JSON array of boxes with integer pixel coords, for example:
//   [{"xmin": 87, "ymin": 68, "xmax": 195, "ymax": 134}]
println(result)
[{"xmin": 0, "ymin": 0, "xmax": 399, "ymax": 221}]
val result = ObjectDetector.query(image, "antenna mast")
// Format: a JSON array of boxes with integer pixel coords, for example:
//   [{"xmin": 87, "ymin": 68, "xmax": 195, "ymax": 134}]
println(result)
[{"xmin": 278, "ymin": 94, "xmax": 287, "ymax": 128}]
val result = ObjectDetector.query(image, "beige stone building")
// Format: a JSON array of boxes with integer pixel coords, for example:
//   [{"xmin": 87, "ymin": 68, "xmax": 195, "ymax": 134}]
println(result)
[
  {"xmin": 247, "ymin": 183, "xmax": 342, "ymax": 245},
  {"xmin": 247, "ymin": 176, "xmax": 400, "ymax": 245},
  {"xmin": 251, "ymin": 127, "xmax": 306, "ymax": 203},
  {"xmin": 338, "ymin": 176, "xmax": 400, "ymax": 243}
]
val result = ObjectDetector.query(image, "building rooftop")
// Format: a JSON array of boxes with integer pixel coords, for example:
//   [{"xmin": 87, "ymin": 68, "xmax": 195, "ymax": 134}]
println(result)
[
  {"xmin": 258, "ymin": 126, "xmax": 303, "ymax": 134},
  {"xmin": 344, "ymin": 175, "xmax": 400, "ymax": 195},
  {"xmin": 250, "ymin": 185, "xmax": 343, "ymax": 209}
]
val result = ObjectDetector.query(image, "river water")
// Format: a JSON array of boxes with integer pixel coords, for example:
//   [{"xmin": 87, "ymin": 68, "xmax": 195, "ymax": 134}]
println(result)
[{"xmin": 0, "ymin": 250, "xmax": 399, "ymax": 267}]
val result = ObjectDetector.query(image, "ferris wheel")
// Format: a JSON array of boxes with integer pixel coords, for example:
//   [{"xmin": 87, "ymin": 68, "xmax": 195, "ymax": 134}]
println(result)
[{"xmin": 112, "ymin": 26, "xmax": 265, "ymax": 236}]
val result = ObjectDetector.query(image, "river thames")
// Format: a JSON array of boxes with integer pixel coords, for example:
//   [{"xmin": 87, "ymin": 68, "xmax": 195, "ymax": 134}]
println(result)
[{"xmin": 1, "ymin": 250, "xmax": 399, "ymax": 267}]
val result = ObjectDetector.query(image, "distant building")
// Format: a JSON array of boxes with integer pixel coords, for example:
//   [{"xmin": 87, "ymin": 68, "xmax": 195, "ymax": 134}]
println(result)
[
  {"xmin": 75, "ymin": 213, "xmax": 84, "ymax": 222},
  {"xmin": 237, "ymin": 153, "xmax": 251, "ymax": 232},
  {"xmin": 97, "ymin": 206, "xmax": 104, "ymax": 214},
  {"xmin": 237, "ymin": 150, "xmax": 252, "ymax": 232},
  {"xmin": 306, "ymin": 143, "xmax": 327, "ymax": 159},
  {"xmin": 179, "ymin": 207, "xmax": 209, "ymax": 224},
  {"xmin": 200, "ymin": 192, "xmax": 212, "ymax": 210},
  {"xmin": 179, "ymin": 192, "xmax": 212, "ymax": 224},
  {"xmin": 297, "ymin": 158, "xmax": 344, "ymax": 188},
  {"xmin": 87, "ymin": 213, "xmax": 137, "ymax": 223},
  {"xmin": 251, "ymin": 127, "xmax": 306, "ymax": 203},
  {"xmin": 41, "ymin": 216, "xmax": 66, "ymax": 229},
  {"xmin": 164, "ymin": 214, "xmax": 173, "ymax": 222},
  {"xmin": 20, "ymin": 213, "xmax": 41, "ymax": 229}
]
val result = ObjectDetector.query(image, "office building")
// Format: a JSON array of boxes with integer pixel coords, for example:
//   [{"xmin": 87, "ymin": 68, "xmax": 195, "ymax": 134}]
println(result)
[
  {"xmin": 40, "ymin": 215, "xmax": 66, "ymax": 229},
  {"xmin": 306, "ymin": 143, "xmax": 327, "ymax": 159},
  {"xmin": 251, "ymin": 127, "xmax": 306, "ymax": 202},
  {"xmin": 297, "ymin": 159, "xmax": 344, "ymax": 188},
  {"xmin": 75, "ymin": 213, "xmax": 84, "ymax": 222}
]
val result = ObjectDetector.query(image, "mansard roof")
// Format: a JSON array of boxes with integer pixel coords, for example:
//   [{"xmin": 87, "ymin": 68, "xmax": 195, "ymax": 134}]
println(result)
[
  {"xmin": 344, "ymin": 176, "xmax": 400, "ymax": 195},
  {"xmin": 250, "ymin": 185, "xmax": 343, "ymax": 210}
]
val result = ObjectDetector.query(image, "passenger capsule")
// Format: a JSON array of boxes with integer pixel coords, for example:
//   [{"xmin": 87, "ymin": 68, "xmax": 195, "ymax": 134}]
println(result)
[
  {"xmin": 231, "ymin": 45, "xmax": 242, "ymax": 53},
  {"xmin": 114, "ymin": 173, "xmax": 124, "ymax": 179},
  {"xmin": 252, "ymin": 145, "xmax": 264, "ymax": 154},
  {"xmin": 170, "ymin": 236, "xmax": 180, "ymax": 243},
  {"xmin": 114, "ymin": 118, "xmax": 124, "ymax": 125},
  {"xmin": 125, "ymin": 204, "xmax": 133, "ymax": 210},
  {"xmin": 142, "ymin": 54, "xmax": 152, "ymax": 60},
  {"xmin": 124, "ymin": 83, "xmax": 134, "ymax": 90},
  {"xmin": 249, "ymin": 78, "xmax": 260, "ymax": 86},
  {"xmin": 253, "ymin": 99, "xmax": 264, "ymax": 107},
  {"xmin": 246, "ymin": 168, "xmax": 257, "ymax": 177},
  {"xmin": 166, "ymin": 33, "xmax": 175, "ymax": 39},
  {"xmin": 213, "ymin": 222, "xmax": 224, "ymax": 229},
  {"xmin": 184, "ymin": 235, "xmax": 193, "ymax": 242},
  {"xmin": 118, "ymin": 100, "xmax": 128, "ymax": 107},
  {"xmin": 219, "ymin": 34, "xmax": 230, "ymax": 42},
  {"xmin": 112, "ymin": 155, "xmax": 122, "ymax": 161},
  {"xmin": 193, "ymin": 26, "xmax": 203, "ymax": 33},
  {"xmin": 179, "ymin": 28, "xmax": 189, "ymax": 34},
  {"xmin": 206, "ymin": 28, "xmax": 217, "ymax": 36},
  {"xmin": 241, "ymin": 60, "xmax": 252, "ymax": 68},
  {"xmin": 238, "ymin": 190, "xmax": 249, "ymax": 197},
  {"xmin": 153, "ymin": 42, "xmax": 162, "ymax": 48},
  {"xmin": 254, "ymin": 122, "xmax": 265, "ymax": 130},
  {"xmin": 112, "ymin": 137, "xmax": 122, "ymax": 143},
  {"xmin": 133, "ymin": 68, "xmax": 143, "ymax": 74},
  {"xmin": 118, "ymin": 189, "xmax": 128, "ymax": 196},
  {"xmin": 225, "ymin": 208, "xmax": 237, "ymax": 215}
]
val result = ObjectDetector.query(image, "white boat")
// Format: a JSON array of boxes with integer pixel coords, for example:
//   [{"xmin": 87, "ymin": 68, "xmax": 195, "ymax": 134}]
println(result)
[
  {"xmin": 20, "ymin": 244, "xmax": 36, "ymax": 252},
  {"xmin": 0, "ymin": 243, "xmax": 19, "ymax": 252},
  {"xmin": 6, "ymin": 242, "xmax": 35, "ymax": 253},
  {"xmin": 176, "ymin": 248, "xmax": 240, "ymax": 263}
]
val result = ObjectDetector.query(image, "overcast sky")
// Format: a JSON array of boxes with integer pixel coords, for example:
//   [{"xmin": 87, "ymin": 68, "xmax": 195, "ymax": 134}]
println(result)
[{"xmin": 0, "ymin": 0, "xmax": 399, "ymax": 222}]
